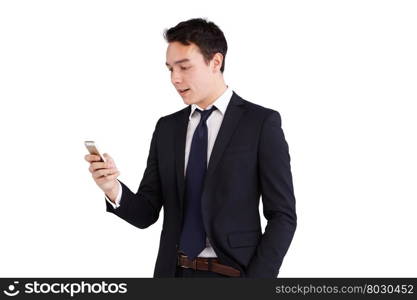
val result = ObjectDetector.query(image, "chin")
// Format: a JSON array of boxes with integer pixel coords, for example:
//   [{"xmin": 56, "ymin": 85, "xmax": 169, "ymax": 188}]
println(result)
[{"xmin": 182, "ymin": 97, "xmax": 195, "ymax": 105}]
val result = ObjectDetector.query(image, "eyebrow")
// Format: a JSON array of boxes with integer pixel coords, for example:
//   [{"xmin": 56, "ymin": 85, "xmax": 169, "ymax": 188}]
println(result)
[{"xmin": 165, "ymin": 58, "xmax": 190, "ymax": 67}]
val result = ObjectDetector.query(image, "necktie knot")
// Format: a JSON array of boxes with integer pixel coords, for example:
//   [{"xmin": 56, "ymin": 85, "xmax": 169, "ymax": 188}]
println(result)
[{"xmin": 196, "ymin": 106, "xmax": 217, "ymax": 124}]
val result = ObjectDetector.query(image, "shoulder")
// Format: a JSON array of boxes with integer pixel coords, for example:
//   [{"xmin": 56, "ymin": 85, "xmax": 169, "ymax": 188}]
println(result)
[
  {"xmin": 232, "ymin": 91, "xmax": 282, "ymax": 125},
  {"xmin": 153, "ymin": 106, "xmax": 189, "ymax": 129}
]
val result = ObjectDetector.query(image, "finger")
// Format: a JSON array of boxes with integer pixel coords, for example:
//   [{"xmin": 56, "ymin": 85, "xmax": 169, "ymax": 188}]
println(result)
[
  {"xmin": 90, "ymin": 161, "xmax": 108, "ymax": 171},
  {"xmin": 92, "ymin": 168, "xmax": 118, "ymax": 179},
  {"xmin": 103, "ymin": 153, "xmax": 114, "ymax": 168},
  {"xmin": 85, "ymin": 154, "xmax": 101, "ymax": 162},
  {"xmin": 96, "ymin": 171, "xmax": 120, "ymax": 185},
  {"xmin": 89, "ymin": 164, "xmax": 104, "ymax": 173},
  {"xmin": 92, "ymin": 169, "xmax": 109, "ymax": 179}
]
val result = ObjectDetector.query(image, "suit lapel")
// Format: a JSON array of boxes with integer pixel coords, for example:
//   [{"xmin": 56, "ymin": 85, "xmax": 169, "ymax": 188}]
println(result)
[
  {"xmin": 206, "ymin": 92, "xmax": 246, "ymax": 178},
  {"xmin": 174, "ymin": 106, "xmax": 190, "ymax": 216}
]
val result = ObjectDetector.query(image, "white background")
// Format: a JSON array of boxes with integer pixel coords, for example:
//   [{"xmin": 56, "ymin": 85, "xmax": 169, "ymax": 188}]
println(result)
[{"xmin": 1, "ymin": 0, "xmax": 416, "ymax": 277}]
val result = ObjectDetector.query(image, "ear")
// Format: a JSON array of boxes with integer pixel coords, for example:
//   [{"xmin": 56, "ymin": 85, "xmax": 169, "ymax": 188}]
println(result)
[{"xmin": 211, "ymin": 53, "xmax": 224, "ymax": 73}]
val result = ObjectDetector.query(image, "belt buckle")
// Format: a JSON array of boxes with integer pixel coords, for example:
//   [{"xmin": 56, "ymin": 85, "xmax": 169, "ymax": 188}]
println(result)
[{"xmin": 178, "ymin": 254, "xmax": 197, "ymax": 270}]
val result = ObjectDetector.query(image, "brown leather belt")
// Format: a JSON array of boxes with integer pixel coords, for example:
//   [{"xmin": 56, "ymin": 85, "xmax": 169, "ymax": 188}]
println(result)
[{"xmin": 177, "ymin": 253, "xmax": 241, "ymax": 277}]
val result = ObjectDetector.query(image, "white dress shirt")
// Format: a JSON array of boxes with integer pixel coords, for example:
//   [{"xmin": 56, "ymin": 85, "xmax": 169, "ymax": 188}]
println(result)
[{"xmin": 106, "ymin": 86, "xmax": 233, "ymax": 258}]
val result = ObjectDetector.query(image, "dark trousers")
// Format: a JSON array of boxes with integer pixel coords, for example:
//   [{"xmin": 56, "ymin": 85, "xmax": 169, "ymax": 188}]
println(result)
[{"xmin": 175, "ymin": 266, "xmax": 230, "ymax": 278}]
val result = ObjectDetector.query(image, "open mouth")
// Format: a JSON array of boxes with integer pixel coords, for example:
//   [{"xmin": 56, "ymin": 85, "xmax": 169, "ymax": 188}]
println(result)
[{"xmin": 178, "ymin": 88, "xmax": 190, "ymax": 95}]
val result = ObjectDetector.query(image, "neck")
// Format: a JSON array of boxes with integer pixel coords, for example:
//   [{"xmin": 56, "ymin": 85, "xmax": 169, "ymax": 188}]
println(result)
[{"xmin": 198, "ymin": 80, "xmax": 228, "ymax": 110}]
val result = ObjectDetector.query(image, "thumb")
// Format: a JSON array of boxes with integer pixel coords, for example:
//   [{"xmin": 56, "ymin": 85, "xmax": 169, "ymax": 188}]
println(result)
[{"xmin": 103, "ymin": 153, "xmax": 113, "ymax": 166}]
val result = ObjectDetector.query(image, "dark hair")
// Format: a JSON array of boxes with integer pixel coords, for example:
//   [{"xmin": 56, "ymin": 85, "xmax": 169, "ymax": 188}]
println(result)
[{"xmin": 164, "ymin": 18, "xmax": 228, "ymax": 73}]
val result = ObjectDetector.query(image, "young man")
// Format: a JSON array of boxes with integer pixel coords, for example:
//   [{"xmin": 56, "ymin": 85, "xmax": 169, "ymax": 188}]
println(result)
[{"xmin": 85, "ymin": 18, "xmax": 297, "ymax": 278}]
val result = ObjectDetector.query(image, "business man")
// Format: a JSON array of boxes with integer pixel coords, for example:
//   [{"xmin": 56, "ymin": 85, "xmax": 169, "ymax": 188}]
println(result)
[{"xmin": 85, "ymin": 18, "xmax": 297, "ymax": 278}]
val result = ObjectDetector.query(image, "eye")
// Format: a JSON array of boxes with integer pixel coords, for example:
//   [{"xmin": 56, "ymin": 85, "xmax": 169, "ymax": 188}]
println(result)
[{"xmin": 180, "ymin": 66, "xmax": 190, "ymax": 71}]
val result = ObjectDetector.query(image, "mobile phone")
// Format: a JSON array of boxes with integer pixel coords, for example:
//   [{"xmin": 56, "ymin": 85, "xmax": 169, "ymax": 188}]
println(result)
[{"xmin": 84, "ymin": 141, "xmax": 106, "ymax": 162}]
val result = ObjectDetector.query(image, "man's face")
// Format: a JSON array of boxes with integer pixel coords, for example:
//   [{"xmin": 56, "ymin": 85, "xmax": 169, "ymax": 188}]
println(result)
[{"xmin": 166, "ymin": 41, "xmax": 217, "ymax": 106}]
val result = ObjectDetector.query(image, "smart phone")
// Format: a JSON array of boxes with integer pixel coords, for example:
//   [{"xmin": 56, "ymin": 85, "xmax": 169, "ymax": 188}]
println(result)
[{"xmin": 84, "ymin": 141, "xmax": 106, "ymax": 162}]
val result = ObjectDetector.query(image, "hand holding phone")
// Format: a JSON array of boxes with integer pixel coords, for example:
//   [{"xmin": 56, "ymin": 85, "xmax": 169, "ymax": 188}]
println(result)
[
  {"xmin": 84, "ymin": 141, "xmax": 106, "ymax": 162},
  {"xmin": 84, "ymin": 141, "xmax": 120, "ymax": 202}
]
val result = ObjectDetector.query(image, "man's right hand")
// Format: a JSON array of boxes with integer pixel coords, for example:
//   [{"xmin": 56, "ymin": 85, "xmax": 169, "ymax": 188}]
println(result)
[{"xmin": 85, "ymin": 153, "xmax": 120, "ymax": 203}]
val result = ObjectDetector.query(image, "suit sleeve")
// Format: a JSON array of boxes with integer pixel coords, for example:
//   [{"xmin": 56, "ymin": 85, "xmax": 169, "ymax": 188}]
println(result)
[
  {"xmin": 246, "ymin": 110, "xmax": 297, "ymax": 278},
  {"xmin": 105, "ymin": 118, "xmax": 163, "ymax": 229},
  {"xmin": 105, "ymin": 181, "xmax": 122, "ymax": 209}
]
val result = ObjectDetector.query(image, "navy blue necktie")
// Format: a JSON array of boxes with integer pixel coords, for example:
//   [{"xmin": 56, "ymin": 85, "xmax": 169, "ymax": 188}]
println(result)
[{"xmin": 179, "ymin": 106, "xmax": 217, "ymax": 260}]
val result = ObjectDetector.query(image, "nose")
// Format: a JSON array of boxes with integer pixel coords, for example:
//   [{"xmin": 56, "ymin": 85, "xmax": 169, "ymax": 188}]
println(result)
[{"xmin": 171, "ymin": 69, "xmax": 182, "ymax": 85}]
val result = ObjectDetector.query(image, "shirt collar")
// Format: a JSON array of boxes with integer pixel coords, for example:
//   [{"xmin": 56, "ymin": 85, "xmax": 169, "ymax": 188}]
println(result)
[{"xmin": 189, "ymin": 86, "xmax": 233, "ymax": 120}]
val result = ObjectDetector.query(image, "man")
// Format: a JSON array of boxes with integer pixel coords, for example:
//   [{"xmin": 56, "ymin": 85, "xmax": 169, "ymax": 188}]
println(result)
[{"xmin": 85, "ymin": 18, "xmax": 297, "ymax": 278}]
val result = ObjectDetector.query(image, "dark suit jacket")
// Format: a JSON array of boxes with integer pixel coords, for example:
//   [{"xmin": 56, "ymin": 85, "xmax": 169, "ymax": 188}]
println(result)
[{"xmin": 105, "ymin": 91, "xmax": 297, "ymax": 278}]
